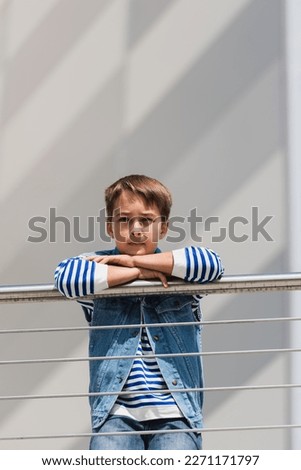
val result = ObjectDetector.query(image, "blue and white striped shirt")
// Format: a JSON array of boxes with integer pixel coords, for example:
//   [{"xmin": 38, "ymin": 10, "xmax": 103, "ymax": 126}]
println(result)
[{"xmin": 110, "ymin": 328, "xmax": 184, "ymax": 421}]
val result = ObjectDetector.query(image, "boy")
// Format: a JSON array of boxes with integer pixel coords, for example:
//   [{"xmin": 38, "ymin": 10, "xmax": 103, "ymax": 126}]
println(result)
[{"xmin": 54, "ymin": 175, "xmax": 224, "ymax": 450}]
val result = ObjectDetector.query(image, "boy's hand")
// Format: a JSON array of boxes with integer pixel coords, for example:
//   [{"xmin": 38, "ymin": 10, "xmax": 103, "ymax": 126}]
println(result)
[
  {"xmin": 136, "ymin": 267, "xmax": 169, "ymax": 288},
  {"xmin": 86, "ymin": 254, "xmax": 134, "ymax": 268}
]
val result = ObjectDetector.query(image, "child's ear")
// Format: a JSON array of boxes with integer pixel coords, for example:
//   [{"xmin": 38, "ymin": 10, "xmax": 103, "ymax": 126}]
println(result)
[
  {"xmin": 106, "ymin": 222, "xmax": 114, "ymax": 238},
  {"xmin": 159, "ymin": 220, "xmax": 169, "ymax": 239}
]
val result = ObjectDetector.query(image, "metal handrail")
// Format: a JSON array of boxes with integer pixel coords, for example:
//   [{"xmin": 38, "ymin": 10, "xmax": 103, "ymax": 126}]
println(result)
[
  {"xmin": 1, "ymin": 273, "xmax": 301, "ymax": 443},
  {"xmin": 1, "ymin": 272, "xmax": 301, "ymax": 303}
]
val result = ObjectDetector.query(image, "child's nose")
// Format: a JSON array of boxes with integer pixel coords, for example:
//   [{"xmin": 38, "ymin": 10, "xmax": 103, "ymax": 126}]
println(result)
[{"xmin": 131, "ymin": 220, "xmax": 143, "ymax": 233}]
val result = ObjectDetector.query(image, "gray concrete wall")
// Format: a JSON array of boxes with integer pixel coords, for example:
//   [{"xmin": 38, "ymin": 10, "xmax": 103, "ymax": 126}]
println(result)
[{"xmin": 0, "ymin": 0, "xmax": 290, "ymax": 449}]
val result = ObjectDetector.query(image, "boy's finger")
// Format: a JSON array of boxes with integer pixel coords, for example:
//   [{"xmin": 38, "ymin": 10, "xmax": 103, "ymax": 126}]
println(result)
[
  {"xmin": 86, "ymin": 256, "xmax": 105, "ymax": 263},
  {"xmin": 159, "ymin": 273, "xmax": 168, "ymax": 288}
]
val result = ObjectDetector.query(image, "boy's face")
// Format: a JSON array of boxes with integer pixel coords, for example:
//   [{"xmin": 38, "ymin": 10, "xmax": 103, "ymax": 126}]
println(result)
[{"xmin": 106, "ymin": 191, "xmax": 168, "ymax": 255}]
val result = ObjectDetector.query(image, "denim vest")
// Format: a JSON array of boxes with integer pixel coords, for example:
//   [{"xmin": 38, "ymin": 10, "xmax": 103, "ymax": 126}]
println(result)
[{"xmin": 86, "ymin": 248, "xmax": 204, "ymax": 431}]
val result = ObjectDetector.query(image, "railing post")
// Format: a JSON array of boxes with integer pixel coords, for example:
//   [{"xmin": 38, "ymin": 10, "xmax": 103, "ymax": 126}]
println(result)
[{"xmin": 285, "ymin": 0, "xmax": 301, "ymax": 450}]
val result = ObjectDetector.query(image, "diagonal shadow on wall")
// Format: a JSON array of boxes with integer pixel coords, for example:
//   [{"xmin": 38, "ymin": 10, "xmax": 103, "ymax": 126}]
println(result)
[
  {"xmin": 125, "ymin": 0, "xmax": 282, "ymax": 181},
  {"xmin": 1, "ymin": 0, "xmax": 111, "ymax": 125},
  {"xmin": 127, "ymin": 0, "xmax": 176, "ymax": 48}
]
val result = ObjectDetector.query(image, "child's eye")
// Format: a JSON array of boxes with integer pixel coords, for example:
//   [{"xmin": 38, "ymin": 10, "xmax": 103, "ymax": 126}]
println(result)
[
  {"xmin": 140, "ymin": 217, "xmax": 154, "ymax": 226},
  {"xmin": 118, "ymin": 217, "xmax": 129, "ymax": 223}
]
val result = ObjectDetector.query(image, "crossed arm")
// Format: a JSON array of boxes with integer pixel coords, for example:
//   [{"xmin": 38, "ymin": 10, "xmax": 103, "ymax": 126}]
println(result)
[
  {"xmin": 54, "ymin": 247, "xmax": 224, "ymax": 298},
  {"xmin": 86, "ymin": 252, "xmax": 173, "ymax": 288}
]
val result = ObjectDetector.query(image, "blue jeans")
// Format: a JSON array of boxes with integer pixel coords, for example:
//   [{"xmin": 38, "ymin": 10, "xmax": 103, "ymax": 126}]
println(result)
[{"xmin": 89, "ymin": 416, "xmax": 202, "ymax": 450}]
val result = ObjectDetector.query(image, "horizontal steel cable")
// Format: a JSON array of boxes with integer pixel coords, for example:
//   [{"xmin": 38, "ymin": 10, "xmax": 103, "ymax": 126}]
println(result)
[
  {"xmin": 1, "ymin": 348, "xmax": 301, "ymax": 366},
  {"xmin": 0, "ymin": 383, "xmax": 301, "ymax": 402},
  {"xmin": 0, "ymin": 424, "xmax": 301, "ymax": 441},
  {"xmin": 0, "ymin": 316, "xmax": 301, "ymax": 335}
]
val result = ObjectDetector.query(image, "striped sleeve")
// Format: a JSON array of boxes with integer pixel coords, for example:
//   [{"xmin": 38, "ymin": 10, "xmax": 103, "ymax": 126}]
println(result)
[
  {"xmin": 171, "ymin": 246, "xmax": 224, "ymax": 283},
  {"xmin": 54, "ymin": 256, "xmax": 108, "ymax": 298}
]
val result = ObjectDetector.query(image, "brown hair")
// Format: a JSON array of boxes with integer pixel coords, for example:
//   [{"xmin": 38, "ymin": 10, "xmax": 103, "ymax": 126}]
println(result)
[{"xmin": 105, "ymin": 174, "xmax": 172, "ymax": 219}]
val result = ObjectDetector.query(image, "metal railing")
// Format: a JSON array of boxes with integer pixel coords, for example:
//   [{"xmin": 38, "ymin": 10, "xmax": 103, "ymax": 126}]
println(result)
[
  {"xmin": 1, "ymin": 273, "xmax": 301, "ymax": 444},
  {"xmin": 1, "ymin": 273, "xmax": 301, "ymax": 303}
]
